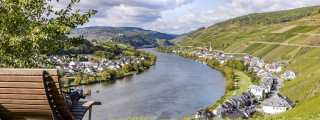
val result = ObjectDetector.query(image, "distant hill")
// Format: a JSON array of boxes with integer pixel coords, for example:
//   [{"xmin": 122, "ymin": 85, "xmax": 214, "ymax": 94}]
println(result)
[
  {"xmin": 68, "ymin": 26, "xmax": 176, "ymax": 48},
  {"xmin": 69, "ymin": 26, "xmax": 177, "ymax": 41},
  {"xmin": 111, "ymin": 34, "xmax": 159, "ymax": 48},
  {"xmin": 171, "ymin": 6, "xmax": 320, "ymax": 118}
]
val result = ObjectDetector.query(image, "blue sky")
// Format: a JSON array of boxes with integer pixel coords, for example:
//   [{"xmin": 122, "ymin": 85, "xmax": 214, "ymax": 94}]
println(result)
[{"xmin": 53, "ymin": 0, "xmax": 320, "ymax": 34}]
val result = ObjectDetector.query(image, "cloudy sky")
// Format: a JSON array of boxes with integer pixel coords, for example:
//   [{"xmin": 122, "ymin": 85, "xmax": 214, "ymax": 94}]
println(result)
[{"xmin": 60, "ymin": 0, "xmax": 320, "ymax": 34}]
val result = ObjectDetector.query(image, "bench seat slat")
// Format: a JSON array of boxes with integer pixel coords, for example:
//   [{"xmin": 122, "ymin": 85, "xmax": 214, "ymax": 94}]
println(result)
[
  {"xmin": 0, "ymin": 69, "xmax": 58, "ymax": 76},
  {"xmin": 0, "ymin": 88, "xmax": 46, "ymax": 94},
  {"xmin": 0, "ymin": 76, "xmax": 59, "ymax": 82},
  {"xmin": 0, "ymin": 108, "xmax": 51, "ymax": 113},
  {"xmin": 0, "ymin": 104, "xmax": 51, "ymax": 109},
  {"xmin": 0, "ymin": 94, "xmax": 65, "ymax": 100},
  {"xmin": 0, "ymin": 94, "xmax": 47, "ymax": 100},
  {"xmin": 0, "ymin": 99, "xmax": 49, "ymax": 105},
  {"xmin": 0, "ymin": 112, "xmax": 52, "ymax": 118},
  {"xmin": 0, "ymin": 88, "xmax": 62, "ymax": 94},
  {"xmin": 0, "ymin": 82, "xmax": 60, "ymax": 89}
]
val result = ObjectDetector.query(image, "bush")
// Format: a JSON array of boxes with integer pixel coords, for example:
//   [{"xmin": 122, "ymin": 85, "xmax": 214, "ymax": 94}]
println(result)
[
  {"xmin": 74, "ymin": 77, "xmax": 81, "ymax": 84},
  {"xmin": 89, "ymin": 77, "xmax": 96, "ymax": 83}
]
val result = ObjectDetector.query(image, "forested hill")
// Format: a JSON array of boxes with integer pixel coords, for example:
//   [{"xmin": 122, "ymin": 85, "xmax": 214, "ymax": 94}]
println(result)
[
  {"xmin": 171, "ymin": 5, "xmax": 320, "ymax": 119},
  {"xmin": 69, "ymin": 26, "xmax": 177, "ymax": 41},
  {"xmin": 111, "ymin": 34, "xmax": 159, "ymax": 48},
  {"xmin": 217, "ymin": 6, "xmax": 320, "ymax": 26}
]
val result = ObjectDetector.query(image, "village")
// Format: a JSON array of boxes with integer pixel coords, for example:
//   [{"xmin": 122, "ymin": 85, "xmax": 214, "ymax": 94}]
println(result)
[
  {"xmin": 45, "ymin": 55, "xmax": 145, "ymax": 75},
  {"xmin": 171, "ymin": 48, "xmax": 297, "ymax": 119}
]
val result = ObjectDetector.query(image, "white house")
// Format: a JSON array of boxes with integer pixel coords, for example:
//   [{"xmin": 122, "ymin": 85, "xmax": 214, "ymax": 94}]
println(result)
[
  {"xmin": 260, "ymin": 77, "xmax": 274, "ymax": 94},
  {"xmin": 84, "ymin": 68, "xmax": 94, "ymax": 73},
  {"xmin": 261, "ymin": 93, "xmax": 295, "ymax": 114},
  {"xmin": 69, "ymin": 61, "xmax": 78, "ymax": 70},
  {"xmin": 281, "ymin": 70, "xmax": 297, "ymax": 80},
  {"xmin": 266, "ymin": 64, "xmax": 282, "ymax": 73},
  {"xmin": 250, "ymin": 57, "xmax": 265, "ymax": 68},
  {"xmin": 257, "ymin": 59, "xmax": 265, "ymax": 68},
  {"xmin": 247, "ymin": 85, "xmax": 265, "ymax": 100},
  {"xmin": 257, "ymin": 69, "xmax": 267, "ymax": 77}
]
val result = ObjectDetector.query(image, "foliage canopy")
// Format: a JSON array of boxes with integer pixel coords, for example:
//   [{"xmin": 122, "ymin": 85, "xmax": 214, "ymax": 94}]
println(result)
[{"xmin": 0, "ymin": 0, "xmax": 97, "ymax": 67}]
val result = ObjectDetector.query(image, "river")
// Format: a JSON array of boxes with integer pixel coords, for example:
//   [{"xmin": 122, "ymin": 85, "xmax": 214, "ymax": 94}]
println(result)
[{"xmin": 82, "ymin": 48, "xmax": 226, "ymax": 120}]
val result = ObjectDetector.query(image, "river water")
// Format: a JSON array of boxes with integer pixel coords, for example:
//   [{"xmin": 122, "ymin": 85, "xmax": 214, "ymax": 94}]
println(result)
[{"xmin": 82, "ymin": 48, "xmax": 225, "ymax": 120}]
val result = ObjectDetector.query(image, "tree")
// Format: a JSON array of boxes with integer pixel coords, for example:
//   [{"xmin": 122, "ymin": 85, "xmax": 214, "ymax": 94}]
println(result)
[
  {"xmin": 225, "ymin": 80, "xmax": 234, "ymax": 91},
  {"xmin": 133, "ymin": 51, "xmax": 140, "ymax": 56},
  {"xmin": 61, "ymin": 75, "xmax": 69, "ymax": 84},
  {"xmin": 89, "ymin": 77, "xmax": 96, "ymax": 83},
  {"xmin": 122, "ymin": 64, "xmax": 132, "ymax": 72},
  {"xmin": 59, "ymin": 69, "xmax": 65, "ymax": 77},
  {"xmin": 115, "ymin": 70, "xmax": 124, "ymax": 79},
  {"xmin": 133, "ymin": 63, "xmax": 140, "ymax": 73},
  {"xmin": 0, "ymin": 0, "xmax": 97, "ymax": 67},
  {"xmin": 101, "ymin": 71, "xmax": 111, "ymax": 80},
  {"xmin": 82, "ymin": 74, "xmax": 89, "ymax": 84},
  {"xmin": 74, "ymin": 77, "xmax": 81, "ymax": 84}
]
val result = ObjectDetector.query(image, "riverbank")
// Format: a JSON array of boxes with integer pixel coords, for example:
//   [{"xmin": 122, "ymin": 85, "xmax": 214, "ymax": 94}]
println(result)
[{"xmin": 61, "ymin": 49, "xmax": 157, "ymax": 91}]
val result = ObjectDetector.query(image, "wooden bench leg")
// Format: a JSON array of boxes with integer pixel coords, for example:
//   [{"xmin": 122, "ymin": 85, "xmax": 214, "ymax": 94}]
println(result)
[{"xmin": 89, "ymin": 107, "xmax": 92, "ymax": 120}]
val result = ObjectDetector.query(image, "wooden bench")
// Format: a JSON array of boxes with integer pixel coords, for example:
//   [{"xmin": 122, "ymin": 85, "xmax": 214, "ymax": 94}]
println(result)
[{"xmin": 0, "ymin": 68, "xmax": 101, "ymax": 120}]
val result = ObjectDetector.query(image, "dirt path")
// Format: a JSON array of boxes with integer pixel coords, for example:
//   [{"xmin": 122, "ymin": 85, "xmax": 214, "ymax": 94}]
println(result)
[{"xmin": 233, "ymin": 79, "xmax": 237, "ymax": 95}]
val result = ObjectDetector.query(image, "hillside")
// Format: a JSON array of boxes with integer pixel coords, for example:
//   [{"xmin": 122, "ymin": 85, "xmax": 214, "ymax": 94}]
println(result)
[
  {"xmin": 172, "ymin": 6, "xmax": 320, "ymax": 118},
  {"xmin": 111, "ymin": 34, "xmax": 159, "ymax": 48},
  {"xmin": 69, "ymin": 26, "xmax": 177, "ymax": 41}
]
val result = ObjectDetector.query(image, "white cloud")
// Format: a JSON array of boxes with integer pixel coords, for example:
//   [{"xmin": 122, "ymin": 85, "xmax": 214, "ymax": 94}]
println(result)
[
  {"xmin": 184, "ymin": 5, "xmax": 195, "ymax": 11},
  {"xmin": 53, "ymin": 0, "xmax": 320, "ymax": 34},
  {"xmin": 143, "ymin": 0, "xmax": 320, "ymax": 34}
]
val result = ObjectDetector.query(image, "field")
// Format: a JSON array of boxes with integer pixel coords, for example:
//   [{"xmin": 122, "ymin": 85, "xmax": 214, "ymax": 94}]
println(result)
[{"xmin": 234, "ymin": 70, "xmax": 252, "ymax": 95}]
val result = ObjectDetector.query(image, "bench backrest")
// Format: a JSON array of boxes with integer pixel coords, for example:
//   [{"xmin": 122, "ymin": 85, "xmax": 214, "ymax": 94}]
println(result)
[{"xmin": 0, "ymin": 69, "xmax": 73, "ymax": 120}]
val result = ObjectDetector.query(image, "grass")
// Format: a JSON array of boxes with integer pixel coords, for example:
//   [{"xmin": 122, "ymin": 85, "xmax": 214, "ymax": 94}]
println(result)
[
  {"xmin": 287, "ymin": 47, "xmax": 302, "ymax": 61},
  {"xmin": 224, "ymin": 43, "xmax": 242, "ymax": 52},
  {"xmin": 235, "ymin": 70, "xmax": 252, "ymax": 95},
  {"xmin": 299, "ymin": 35, "xmax": 320, "ymax": 46},
  {"xmin": 288, "ymin": 34, "xmax": 309, "ymax": 44},
  {"xmin": 284, "ymin": 26, "xmax": 320, "ymax": 33},
  {"xmin": 258, "ymin": 33, "xmax": 296, "ymax": 42},
  {"xmin": 278, "ymin": 94, "xmax": 320, "ymax": 118},
  {"xmin": 280, "ymin": 48, "xmax": 320, "ymax": 99},
  {"xmin": 262, "ymin": 45, "xmax": 297, "ymax": 61},
  {"xmin": 124, "ymin": 71, "xmax": 138, "ymax": 76},
  {"xmin": 242, "ymin": 43, "xmax": 266, "ymax": 54},
  {"xmin": 279, "ymin": 48, "xmax": 320, "ymax": 118},
  {"xmin": 252, "ymin": 44, "xmax": 280, "ymax": 58}
]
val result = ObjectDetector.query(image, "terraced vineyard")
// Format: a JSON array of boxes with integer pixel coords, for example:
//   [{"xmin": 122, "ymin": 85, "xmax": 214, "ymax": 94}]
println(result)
[{"xmin": 172, "ymin": 6, "xmax": 320, "ymax": 118}]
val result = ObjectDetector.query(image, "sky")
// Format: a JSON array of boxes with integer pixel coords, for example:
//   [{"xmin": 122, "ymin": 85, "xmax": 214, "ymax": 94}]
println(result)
[{"xmin": 54, "ymin": 0, "xmax": 320, "ymax": 35}]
